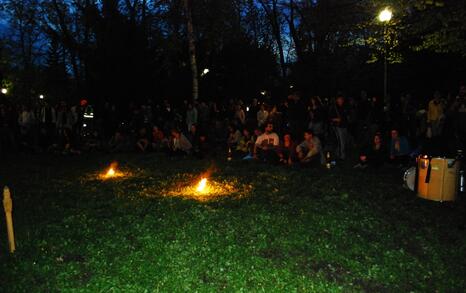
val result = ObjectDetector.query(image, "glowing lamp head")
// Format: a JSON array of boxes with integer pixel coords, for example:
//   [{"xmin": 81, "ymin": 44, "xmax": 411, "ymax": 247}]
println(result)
[
  {"xmin": 201, "ymin": 68, "xmax": 210, "ymax": 76},
  {"xmin": 196, "ymin": 178, "xmax": 208, "ymax": 193},
  {"xmin": 39, "ymin": 94, "xmax": 44, "ymax": 100},
  {"xmin": 378, "ymin": 8, "xmax": 392, "ymax": 22},
  {"xmin": 1, "ymin": 88, "xmax": 7, "ymax": 94},
  {"xmin": 260, "ymin": 90, "xmax": 266, "ymax": 96}
]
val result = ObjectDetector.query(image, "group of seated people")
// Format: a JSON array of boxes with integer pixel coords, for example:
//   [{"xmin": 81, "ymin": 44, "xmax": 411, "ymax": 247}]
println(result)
[
  {"xmin": 108, "ymin": 118, "xmax": 414, "ymax": 168},
  {"xmin": 355, "ymin": 129, "xmax": 412, "ymax": 168},
  {"xmin": 109, "ymin": 124, "xmax": 210, "ymax": 158},
  {"xmin": 228, "ymin": 122, "xmax": 323, "ymax": 165}
]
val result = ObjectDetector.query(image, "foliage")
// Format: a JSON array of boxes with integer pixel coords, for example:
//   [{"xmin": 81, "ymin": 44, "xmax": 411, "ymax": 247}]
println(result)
[
  {"xmin": 0, "ymin": 0, "xmax": 464, "ymax": 101},
  {"xmin": 406, "ymin": 0, "xmax": 466, "ymax": 56},
  {"xmin": 0, "ymin": 153, "xmax": 465, "ymax": 292}
]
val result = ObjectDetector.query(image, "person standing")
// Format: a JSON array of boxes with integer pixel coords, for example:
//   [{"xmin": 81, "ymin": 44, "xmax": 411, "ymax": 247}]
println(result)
[
  {"xmin": 427, "ymin": 91, "xmax": 446, "ymax": 138},
  {"xmin": 451, "ymin": 86, "xmax": 466, "ymax": 147},
  {"xmin": 256, "ymin": 104, "xmax": 269, "ymax": 128},
  {"xmin": 329, "ymin": 94, "xmax": 349, "ymax": 160},
  {"xmin": 186, "ymin": 103, "xmax": 198, "ymax": 131},
  {"xmin": 308, "ymin": 96, "xmax": 325, "ymax": 138},
  {"xmin": 38, "ymin": 101, "xmax": 56, "ymax": 149},
  {"xmin": 234, "ymin": 104, "xmax": 246, "ymax": 126}
]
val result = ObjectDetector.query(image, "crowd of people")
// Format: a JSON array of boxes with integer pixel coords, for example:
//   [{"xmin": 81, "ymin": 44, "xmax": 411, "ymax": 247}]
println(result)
[{"xmin": 1, "ymin": 85, "xmax": 465, "ymax": 169}]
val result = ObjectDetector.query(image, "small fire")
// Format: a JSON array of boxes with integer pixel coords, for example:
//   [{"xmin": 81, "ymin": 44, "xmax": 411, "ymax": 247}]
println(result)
[
  {"xmin": 106, "ymin": 167, "xmax": 116, "ymax": 177},
  {"xmin": 196, "ymin": 178, "xmax": 208, "ymax": 193},
  {"xmin": 100, "ymin": 162, "xmax": 123, "ymax": 180}
]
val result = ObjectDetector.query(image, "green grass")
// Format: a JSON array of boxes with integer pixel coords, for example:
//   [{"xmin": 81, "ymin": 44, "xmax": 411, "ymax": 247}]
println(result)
[{"xmin": 0, "ymin": 153, "xmax": 465, "ymax": 292}]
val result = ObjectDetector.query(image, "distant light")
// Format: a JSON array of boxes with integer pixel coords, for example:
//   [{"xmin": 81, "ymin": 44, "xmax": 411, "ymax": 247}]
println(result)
[
  {"xmin": 83, "ymin": 123, "xmax": 87, "ymax": 127},
  {"xmin": 246, "ymin": 107, "xmax": 250, "ymax": 112},
  {"xmin": 378, "ymin": 8, "xmax": 392, "ymax": 22},
  {"xmin": 39, "ymin": 94, "xmax": 44, "ymax": 99},
  {"xmin": 1, "ymin": 88, "xmax": 7, "ymax": 94},
  {"xmin": 201, "ymin": 68, "xmax": 210, "ymax": 76},
  {"xmin": 289, "ymin": 85, "xmax": 294, "ymax": 89},
  {"xmin": 260, "ymin": 90, "xmax": 266, "ymax": 96}
]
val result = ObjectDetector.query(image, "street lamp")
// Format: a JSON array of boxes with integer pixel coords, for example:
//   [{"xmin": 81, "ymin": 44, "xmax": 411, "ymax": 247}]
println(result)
[
  {"xmin": 39, "ymin": 94, "xmax": 44, "ymax": 99},
  {"xmin": 378, "ymin": 7, "xmax": 392, "ymax": 102},
  {"xmin": 1, "ymin": 88, "xmax": 7, "ymax": 94},
  {"xmin": 201, "ymin": 68, "xmax": 210, "ymax": 77},
  {"xmin": 378, "ymin": 8, "xmax": 392, "ymax": 22}
]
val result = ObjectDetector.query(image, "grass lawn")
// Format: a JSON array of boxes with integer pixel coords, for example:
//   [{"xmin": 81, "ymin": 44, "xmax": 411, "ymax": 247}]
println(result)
[{"xmin": 0, "ymin": 153, "xmax": 465, "ymax": 292}]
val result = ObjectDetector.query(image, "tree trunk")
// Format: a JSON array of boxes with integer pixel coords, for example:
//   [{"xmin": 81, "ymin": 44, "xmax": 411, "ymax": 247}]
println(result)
[
  {"xmin": 272, "ymin": 0, "xmax": 286, "ymax": 77},
  {"xmin": 258, "ymin": 0, "xmax": 286, "ymax": 77},
  {"xmin": 183, "ymin": 0, "xmax": 199, "ymax": 101},
  {"xmin": 287, "ymin": 0, "xmax": 303, "ymax": 62},
  {"xmin": 248, "ymin": 0, "xmax": 259, "ymax": 45}
]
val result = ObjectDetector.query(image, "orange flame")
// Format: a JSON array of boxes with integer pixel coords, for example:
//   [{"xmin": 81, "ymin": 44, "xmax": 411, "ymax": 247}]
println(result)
[
  {"xmin": 196, "ymin": 178, "xmax": 208, "ymax": 192},
  {"xmin": 101, "ymin": 162, "xmax": 122, "ymax": 179},
  {"xmin": 106, "ymin": 167, "xmax": 116, "ymax": 177}
]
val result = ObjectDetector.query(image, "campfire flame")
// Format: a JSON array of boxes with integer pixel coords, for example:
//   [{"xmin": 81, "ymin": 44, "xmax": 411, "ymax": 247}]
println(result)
[
  {"xmin": 106, "ymin": 167, "xmax": 116, "ymax": 177},
  {"xmin": 100, "ymin": 162, "xmax": 123, "ymax": 180},
  {"xmin": 161, "ymin": 173, "xmax": 249, "ymax": 202},
  {"xmin": 196, "ymin": 178, "xmax": 208, "ymax": 193}
]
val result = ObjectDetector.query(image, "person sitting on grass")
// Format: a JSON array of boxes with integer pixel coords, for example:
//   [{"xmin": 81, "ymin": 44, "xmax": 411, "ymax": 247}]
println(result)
[
  {"xmin": 194, "ymin": 132, "xmax": 210, "ymax": 159},
  {"xmin": 296, "ymin": 129, "xmax": 322, "ymax": 165},
  {"xmin": 278, "ymin": 133, "xmax": 298, "ymax": 165},
  {"xmin": 187, "ymin": 123, "xmax": 207, "ymax": 158},
  {"xmin": 354, "ymin": 132, "xmax": 386, "ymax": 168},
  {"xmin": 136, "ymin": 127, "xmax": 150, "ymax": 152},
  {"xmin": 227, "ymin": 124, "xmax": 242, "ymax": 149},
  {"xmin": 168, "ymin": 128, "xmax": 192, "ymax": 156},
  {"xmin": 389, "ymin": 128, "xmax": 410, "ymax": 165},
  {"xmin": 187, "ymin": 123, "xmax": 200, "ymax": 146},
  {"xmin": 253, "ymin": 122, "xmax": 280, "ymax": 163},
  {"xmin": 252, "ymin": 127, "xmax": 262, "ymax": 142},
  {"xmin": 151, "ymin": 125, "xmax": 167, "ymax": 151},
  {"xmin": 108, "ymin": 130, "xmax": 131, "ymax": 152},
  {"xmin": 236, "ymin": 128, "xmax": 255, "ymax": 159}
]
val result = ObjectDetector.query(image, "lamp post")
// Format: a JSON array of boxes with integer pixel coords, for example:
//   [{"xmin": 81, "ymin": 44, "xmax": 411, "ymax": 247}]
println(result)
[{"xmin": 378, "ymin": 8, "xmax": 392, "ymax": 102}]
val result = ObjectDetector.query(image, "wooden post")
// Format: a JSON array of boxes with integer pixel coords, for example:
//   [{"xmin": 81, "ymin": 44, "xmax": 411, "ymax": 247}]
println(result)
[{"xmin": 3, "ymin": 186, "xmax": 15, "ymax": 253}]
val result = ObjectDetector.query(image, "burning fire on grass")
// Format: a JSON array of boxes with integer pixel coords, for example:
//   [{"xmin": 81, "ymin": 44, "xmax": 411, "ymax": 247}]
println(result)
[
  {"xmin": 100, "ymin": 162, "xmax": 124, "ymax": 180},
  {"xmin": 171, "ymin": 176, "xmax": 236, "ymax": 201},
  {"xmin": 196, "ymin": 178, "xmax": 208, "ymax": 193},
  {"xmin": 160, "ymin": 168, "xmax": 250, "ymax": 201}
]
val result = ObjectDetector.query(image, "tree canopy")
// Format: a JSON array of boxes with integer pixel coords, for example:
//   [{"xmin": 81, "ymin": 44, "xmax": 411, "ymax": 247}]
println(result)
[{"xmin": 0, "ymin": 0, "xmax": 464, "ymax": 104}]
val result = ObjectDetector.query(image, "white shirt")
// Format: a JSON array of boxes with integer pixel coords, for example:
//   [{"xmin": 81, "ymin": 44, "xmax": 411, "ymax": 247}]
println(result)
[{"xmin": 255, "ymin": 132, "xmax": 279, "ymax": 147}]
